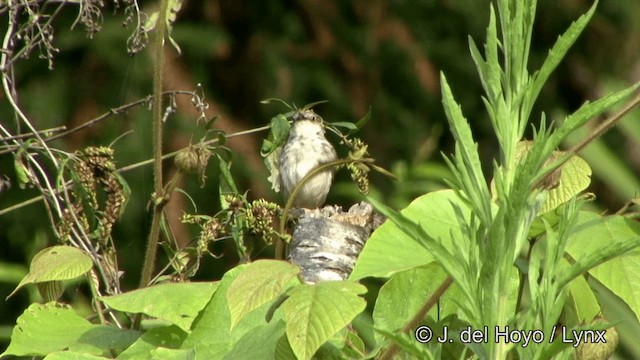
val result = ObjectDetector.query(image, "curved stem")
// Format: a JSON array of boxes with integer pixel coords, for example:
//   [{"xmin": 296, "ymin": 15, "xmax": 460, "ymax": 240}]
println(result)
[
  {"xmin": 378, "ymin": 277, "xmax": 453, "ymax": 360},
  {"xmin": 275, "ymin": 157, "xmax": 375, "ymax": 260}
]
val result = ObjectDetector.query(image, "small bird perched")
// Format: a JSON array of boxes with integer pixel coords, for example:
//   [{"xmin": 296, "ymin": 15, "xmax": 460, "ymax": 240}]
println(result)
[{"xmin": 279, "ymin": 109, "xmax": 337, "ymax": 208}]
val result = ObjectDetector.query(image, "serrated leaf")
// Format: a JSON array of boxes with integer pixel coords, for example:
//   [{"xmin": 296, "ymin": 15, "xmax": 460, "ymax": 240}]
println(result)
[
  {"xmin": 350, "ymin": 190, "xmax": 471, "ymax": 280},
  {"xmin": 226, "ymin": 260, "xmax": 299, "ymax": 330},
  {"xmin": 528, "ymin": 1, "xmax": 598, "ymax": 114},
  {"xmin": 8, "ymin": 246, "xmax": 93, "ymax": 299},
  {"xmin": 440, "ymin": 75, "xmax": 492, "ymax": 224},
  {"xmin": 2, "ymin": 302, "xmax": 139, "ymax": 357},
  {"xmin": 548, "ymin": 82, "xmax": 640, "ymax": 151},
  {"xmin": 283, "ymin": 281, "xmax": 367, "ymax": 360},
  {"xmin": 100, "ymin": 282, "xmax": 218, "ymax": 332},
  {"xmin": 564, "ymin": 211, "xmax": 640, "ymax": 321}
]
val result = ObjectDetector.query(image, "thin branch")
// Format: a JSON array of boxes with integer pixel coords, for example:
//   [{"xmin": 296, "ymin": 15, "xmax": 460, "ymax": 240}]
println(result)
[
  {"xmin": 378, "ymin": 277, "xmax": 453, "ymax": 360},
  {"xmin": 138, "ymin": 0, "xmax": 170, "ymax": 292},
  {"xmin": 0, "ymin": 126, "xmax": 66, "ymax": 142},
  {"xmin": 0, "ymin": 125, "xmax": 272, "ymax": 215},
  {"xmin": 532, "ymin": 89, "xmax": 640, "ymax": 190},
  {"xmin": 0, "ymin": 91, "xmax": 198, "ymax": 156}
]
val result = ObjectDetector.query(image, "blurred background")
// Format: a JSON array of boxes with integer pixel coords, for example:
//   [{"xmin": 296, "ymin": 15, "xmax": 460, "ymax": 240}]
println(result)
[{"xmin": 0, "ymin": 0, "xmax": 639, "ymax": 350}]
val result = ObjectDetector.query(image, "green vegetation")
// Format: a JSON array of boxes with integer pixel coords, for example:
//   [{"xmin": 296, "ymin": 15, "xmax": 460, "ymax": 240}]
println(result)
[{"xmin": 1, "ymin": 0, "xmax": 640, "ymax": 359}]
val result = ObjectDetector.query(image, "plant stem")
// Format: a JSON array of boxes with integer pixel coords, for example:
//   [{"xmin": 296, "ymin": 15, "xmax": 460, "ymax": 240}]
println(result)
[
  {"xmin": 275, "ymin": 157, "xmax": 374, "ymax": 260},
  {"xmin": 138, "ymin": 0, "xmax": 170, "ymax": 291},
  {"xmin": 378, "ymin": 277, "xmax": 453, "ymax": 360},
  {"xmin": 533, "ymin": 89, "xmax": 640, "ymax": 189}
]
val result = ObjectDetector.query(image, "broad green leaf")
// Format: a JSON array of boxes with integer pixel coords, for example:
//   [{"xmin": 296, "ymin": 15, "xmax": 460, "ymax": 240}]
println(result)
[
  {"xmin": 2, "ymin": 302, "xmax": 139, "ymax": 357},
  {"xmin": 181, "ymin": 265, "xmax": 277, "ymax": 359},
  {"xmin": 118, "ymin": 325, "xmax": 187, "ymax": 360},
  {"xmin": 274, "ymin": 334, "xmax": 298, "ymax": 360},
  {"xmin": 564, "ymin": 211, "xmax": 640, "ymax": 320},
  {"xmin": 350, "ymin": 190, "xmax": 471, "ymax": 280},
  {"xmin": 45, "ymin": 352, "xmax": 109, "ymax": 360},
  {"xmin": 372, "ymin": 263, "xmax": 462, "ymax": 344},
  {"xmin": 226, "ymin": 260, "xmax": 300, "ymax": 330},
  {"xmin": 151, "ymin": 347, "xmax": 196, "ymax": 360},
  {"xmin": 8, "ymin": 245, "xmax": 93, "ymax": 298},
  {"xmin": 283, "ymin": 281, "xmax": 366, "ymax": 360},
  {"xmin": 223, "ymin": 320, "xmax": 286, "ymax": 360},
  {"xmin": 100, "ymin": 282, "xmax": 218, "ymax": 333}
]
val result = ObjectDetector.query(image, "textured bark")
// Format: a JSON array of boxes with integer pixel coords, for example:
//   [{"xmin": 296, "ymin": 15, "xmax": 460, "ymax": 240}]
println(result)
[{"xmin": 288, "ymin": 202, "xmax": 384, "ymax": 284}]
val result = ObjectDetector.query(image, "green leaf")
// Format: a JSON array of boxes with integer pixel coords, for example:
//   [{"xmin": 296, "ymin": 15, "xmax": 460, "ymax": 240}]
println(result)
[
  {"xmin": 468, "ymin": 5, "xmax": 501, "ymax": 101},
  {"xmin": 330, "ymin": 121, "xmax": 358, "ymax": 131},
  {"xmin": 217, "ymin": 154, "xmax": 238, "ymax": 194},
  {"xmin": 262, "ymin": 114, "xmax": 291, "ymax": 193},
  {"xmin": 374, "ymin": 328, "xmax": 437, "ymax": 359},
  {"xmin": 100, "ymin": 282, "xmax": 218, "ymax": 332},
  {"xmin": 2, "ymin": 302, "xmax": 139, "ymax": 357},
  {"xmin": 565, "ymin": 273, "xmax": 601, "ymax": 326},
  {"xmin": 261, "ymin": 114, "xmax": 291, "ymax": 156},
  {"xmin": 440, "ymin": 74, "xmax": 492, "ymax": 225},
  {"xmin": 539, "ymin": 154, "xmax": 591, "ymax": 214},
  {"xmin": 352, "ymin": 107, "xmax": 371, "ymax": 133},
  {"xmin": 151, "ymin": 347, "xmax": 196, "ymax": 360},
  {"xmin": 8, "ymin": 246, "xmax": 93, "ymax": 299},
  {"xmin": 509, "ymin": 142, "xmax": 592, "ymax": 214},
  {"xmin": 350, "ymin": 190, "xmax": 471, "ymax": 280},
  {"xmin": 564, "ymin": 211, "xmax": 640, "ymax": 320},
  {"xmin": 283, "ymin": 281, "xmax": 367, "ymax": 360},
  {"xmin": 547, "ymin": 82, "xmax": 640, "ymax": 152},
  {"xmin": 118, "ymin": 325, "xmax": 187, "ymax": 360},
  {"xmin": 223, "ymin": 320, "xmax": 286, "ymax": 360},
  {"xmin": 527, "ymin": 0, "xmax": 598, "ymax": 116},
  {"xmin": 14, "ymin": 153, "xmax": 31, "ymax": 189},
  {"xmin": 182, "ymin": 265, "xmax": 277, "ymax": 358},
  {"xmin": 372, "ymin": 263, "xmax": 462, "ymax": 344},
  {"xmin": 227, "ymin": 260, "xmax": 300, "ymax": 330},
  {"xmin": 44, "ymin": 352, "xmax": 110, "ymax": 360}
]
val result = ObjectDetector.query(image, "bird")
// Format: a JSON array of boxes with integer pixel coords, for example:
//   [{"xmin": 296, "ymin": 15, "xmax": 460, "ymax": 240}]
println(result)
[{"xmin": 279, "ymin": 109, "xmax": 337, "ymax": 208}]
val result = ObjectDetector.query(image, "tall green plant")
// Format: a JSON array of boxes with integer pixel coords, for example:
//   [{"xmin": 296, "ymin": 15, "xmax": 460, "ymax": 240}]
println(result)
[{"xmin": 353, "ymin": 0, "xmax": 640, "ymax": 359}]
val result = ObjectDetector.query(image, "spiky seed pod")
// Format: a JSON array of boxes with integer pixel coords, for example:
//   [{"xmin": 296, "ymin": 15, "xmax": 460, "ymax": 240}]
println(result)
[{"xmin": 175, "ymin": 147, "xmax": 201, "ymax": 174}]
